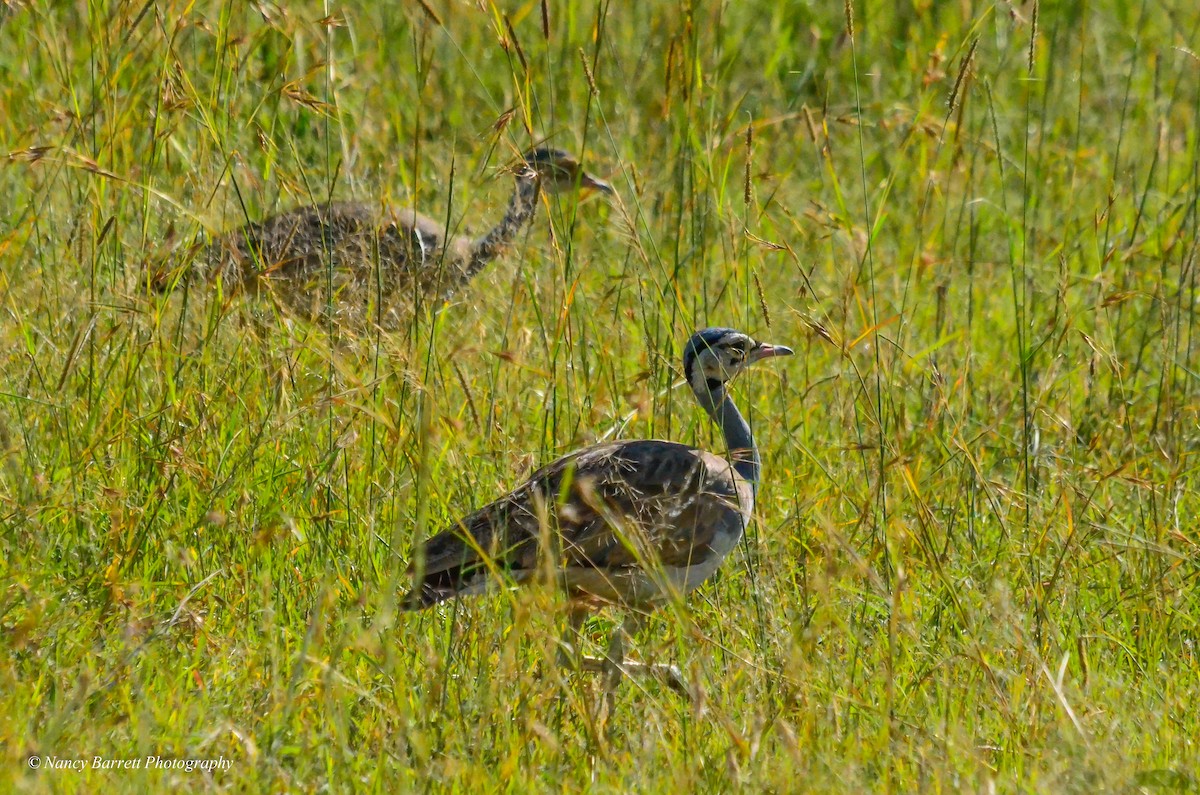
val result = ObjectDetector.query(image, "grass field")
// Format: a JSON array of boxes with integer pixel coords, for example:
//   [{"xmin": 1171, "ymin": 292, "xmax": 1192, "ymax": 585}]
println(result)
[{"xmin": 3, "ymin": 0, "xmax": 1200, "ymax": 791}]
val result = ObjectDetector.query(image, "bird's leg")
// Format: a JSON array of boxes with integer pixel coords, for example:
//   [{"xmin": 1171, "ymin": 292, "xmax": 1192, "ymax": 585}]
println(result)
[
  {"xmin": 601, "ymin": 614, "xmax": 635, "ymax": 694},
  {"xmin": 594, "ymin": 614, "xmax": 634, "ymax": 717},
  {"xmin": 562, "ymin": 612, "xmax": 689, "ymax": 699},
  {"xmin": 556, "ymin": 606, "xmax": 589, "ymax": 670},
  {"xmin": 576, "ymin": 614, "xmax": 689, "ymax": 696},
  {"xmin": 640, "ymin": 659, "xmax": 689, "ymax": 696},
  {"xmin": 572, "ymin": 616, "xmax": 631, "ymax": 678}
]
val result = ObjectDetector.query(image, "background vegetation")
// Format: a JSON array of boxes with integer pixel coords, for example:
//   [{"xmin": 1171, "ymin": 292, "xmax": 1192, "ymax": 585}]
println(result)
[{"xmin": 2, "ymin": 0, "xmax": 1199, "ymax": 791}]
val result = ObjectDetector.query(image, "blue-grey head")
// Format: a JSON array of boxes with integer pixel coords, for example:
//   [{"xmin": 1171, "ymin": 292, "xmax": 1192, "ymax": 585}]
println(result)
[
  {"xmin": 683, "ymin": 327, "xmax": 794, "ymax": 395},
  {"xmin": 519, "ymin": 147, "xmax": 614, "ymax": 195}
]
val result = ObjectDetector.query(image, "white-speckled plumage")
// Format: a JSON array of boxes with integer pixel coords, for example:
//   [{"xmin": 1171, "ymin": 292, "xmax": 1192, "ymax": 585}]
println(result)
[
  {"xmin": 154, "ymin": 149, "xmax": 611, "ymax": 322},
  {"xmin": 402, "ymin": 328, "xmax": 793, "ymax": 695},
  {"xmin": 403, "ymin": 329, "xmax": 791, "ymax": 612}
]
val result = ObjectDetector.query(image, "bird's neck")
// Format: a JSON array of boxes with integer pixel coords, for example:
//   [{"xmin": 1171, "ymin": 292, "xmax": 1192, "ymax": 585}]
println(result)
[
  {"xmin": 464, "ymin": 176, "xmax": 541, "ymax": 278},
  {"xmin": 696, "ymin": 385, "xmax": 760, "ymax": 490}
]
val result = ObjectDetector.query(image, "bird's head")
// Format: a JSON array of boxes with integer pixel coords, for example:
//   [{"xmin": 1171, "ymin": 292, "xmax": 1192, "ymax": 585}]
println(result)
[
  {"xmin": 520, "ymin": 147, "xmax": 614, "ymax": 196},
  {"xmin": 683, "ymin": 327, "xmax": 794, "ymax": 397}
]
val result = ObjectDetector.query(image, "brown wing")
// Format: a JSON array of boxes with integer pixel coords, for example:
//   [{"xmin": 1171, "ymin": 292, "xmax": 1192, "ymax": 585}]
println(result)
[
  {"xmin": 201, "ymin": 203, "xmax": 362, "ymax": 283},
  {"xmin": 196, "ymin": 202, "xmax": 430, "ymax": 286},
  {"xmin": 402, "ymin": 440, "xmax": 752, "ymax": 609},
  {"xmin": 389, "ymin": 209, "xmax": 446, "ymax": 262},
  {"xmin": 384, "ymin": 209, "xmax": 476, "ymax": 300}
]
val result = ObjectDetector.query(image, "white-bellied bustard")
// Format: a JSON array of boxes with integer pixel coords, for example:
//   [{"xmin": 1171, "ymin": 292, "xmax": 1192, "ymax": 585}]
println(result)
[
  {"xmin": 403, "ymin": 327, "xmax": 793, "ymax": 697},
  {"xmin": 153, "ymin": 148, "xmax": 611, "ymax": 323}
]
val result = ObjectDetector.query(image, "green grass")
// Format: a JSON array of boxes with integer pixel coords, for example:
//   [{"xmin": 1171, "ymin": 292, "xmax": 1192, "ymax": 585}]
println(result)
[{"xmin": 2, "ymin": 0, "xmax": 1200, "ymax": 791}]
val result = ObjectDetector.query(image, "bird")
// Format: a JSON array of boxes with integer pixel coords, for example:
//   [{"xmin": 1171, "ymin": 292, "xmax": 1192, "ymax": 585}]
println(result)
[
  {"xmin": 402, "ymin": 327, "xmax": 793, "ymax": 695},
  {"xmin": 152, "ymin": 148, "xmax": 612, "ymax": 322}
]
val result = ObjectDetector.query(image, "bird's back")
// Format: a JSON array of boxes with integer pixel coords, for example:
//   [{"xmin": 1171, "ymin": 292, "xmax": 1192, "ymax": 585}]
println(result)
[
  {"xmin": 199, "ymin": 202, "xmax": 417, "ymax": 284},
  {"xmin": 169, "ymin": 201, "xmax": 473, "ymax": 321},
  {"xmin": 404, "ymin": 439, "xmax": 754, "ymax": 610}
]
